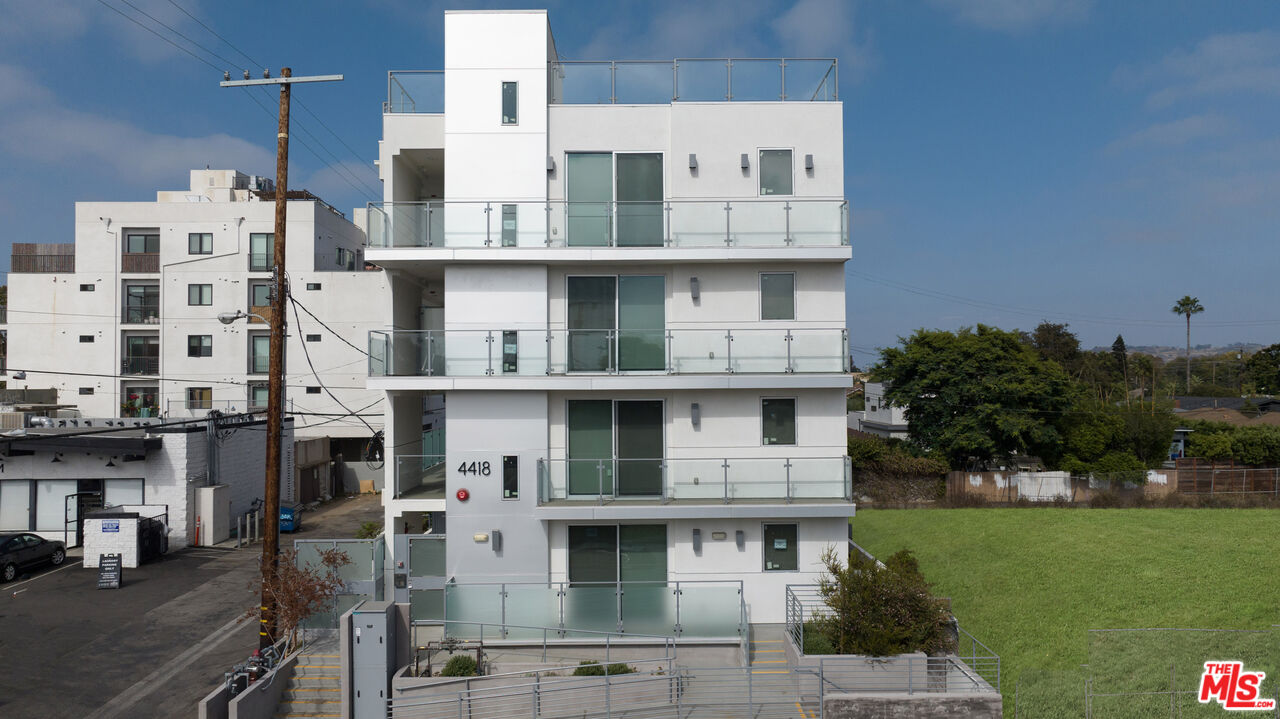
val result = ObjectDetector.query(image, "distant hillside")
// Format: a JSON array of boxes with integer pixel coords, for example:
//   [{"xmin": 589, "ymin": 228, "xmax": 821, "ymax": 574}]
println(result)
[{"xmin": 1087, "ymin": 343, "xmax": 1265, "ymax": 362}]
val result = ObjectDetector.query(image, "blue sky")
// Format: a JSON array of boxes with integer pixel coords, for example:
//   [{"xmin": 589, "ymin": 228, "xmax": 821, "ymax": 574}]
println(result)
[{"xmin": 2, "ymin": 1, "xmax": 1278, "ymax": 361}]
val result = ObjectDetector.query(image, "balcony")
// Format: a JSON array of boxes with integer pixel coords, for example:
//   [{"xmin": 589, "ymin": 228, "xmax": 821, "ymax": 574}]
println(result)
[
  {"xmin": 121, "ymin": 253, "xmax": 159, "ymax": 273},
  {"xmin": 367, "ymin": 199, "xmax": 848, "ymax": 250},
  {"xmin": 385, "ymin": 70, "xmax": 443, "ymax": 113},
  {"xmin": 369, "ymin": 328, "xmax": 850, "ymax": 378},
  {"xmin": 11, "ymin": 243, "xmax": 75, "ymax": 273},
  {"xmin": 121, "ymin": 356, "xmax": 159, "ymax": 375},
  {"xmin": 537, "ymin": 456, "xmax": 852, "ymax": 505},
  {"xmin": 393, "ymin": 454, "xmax": 446, "ymax": 499},
  {"xmin": 121, "ymin": 303, "xmax": 160, "ymax": 324}
]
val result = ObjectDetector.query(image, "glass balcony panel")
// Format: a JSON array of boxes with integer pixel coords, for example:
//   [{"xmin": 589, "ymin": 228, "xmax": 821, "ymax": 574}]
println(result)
[
  {"xmin": 676, "ymin": 59, "xmax": 730, "ymax": 101},
  {"xmin": 666, "ymin": 458, "xmax": 731, "ymax": 501},
  {"xmin": 408, "ymin": 537, "xmax": 446, "ymax": 577},
  {"xmin": 667, "ymin": 329, "xmax": 729, "ymax": 373},
  {"xmin": 386, "ymin": 71, "xmax": 443, "ymax": 114},
  {"xmin": 727, "ymin": 458, "xmax": 790, "ymax": 500},
  {"xmin": 439, "ymin": 203, "xmax": 489, "ymax": 247},
  {"xmin": 730, "ymin": 59, "xmax": 783, "ymax": 102},
  {"xmin": 566, "ymin": 459, "xmax": 614, "ymax": 497},
  {"xmin": 295, "ymin": 541, "xmax": 326, "ymax": 570},
  {"xmin": 667, "ymin": 202, "xmax": 727, "ymax": 247},
  {"xmin": 785, "ymin": 59, "xmax": 838, "ymax": 101},
  {"xmin": 677, "ymin": 585, "xmax": 743, "ymax": 638},
  {"xmin": 790, "ymin": 200, "xmax": 846, "ymax": 246},
  {"xmin": 729, "ymin": 201, "xmax": 789, "ymax": 246},
  {"xmin": 410, "ymin": 589, "xmax": 444, "ymax": 622},
  {"xmin": 561, "ymin": 585, "xmax": 619, "ymax": 633},
  {"xmin": 333, "ymin": 540, "xmax": 374, "ymax": 582},
  {"xmin": 613, "ymin": 62, "xmax": 675, "ymax": 104},
  {"xmin": 730, "ymin": 330, "xmax": 790, "ymax": 373},
  {"xmin": 567, "ymin": 329, "xmax": 613, "ymax": 372},
  {"xmin": 617, "ymin": 329, "xmax": 665, "ymax": 371},
  {"xmin": 444, "ymin": 331, "xmax": 492, "ymax": 376},
  {"xmin": 502, "ymin": 585, "xmax": 562, "ymax": 639},
  {"xmin": 621, "ymin": 584, "xmax": 676, "ymax": 635},
  {"xmin": 443, "ymin": 585, "xmax": 504, "ymax": 639},
  {"xmin": 555, "ymin": 63, "xmax": 614, "ymax": 104},
  {"xmin": 397, "ymin": 455, "xmax": 446, "ymax": 499},
  {"xmin": 789, "ymin": 328, "xmax": 848, "ymax": 373},
  {"xmin": 789, "ymin": 457, "xmax": 849, "ymax": 499}
]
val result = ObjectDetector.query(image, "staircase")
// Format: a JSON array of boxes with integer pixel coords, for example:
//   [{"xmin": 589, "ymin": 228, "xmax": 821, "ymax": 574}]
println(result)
[{"xmin": 275, "ymin": 650, "xmax": 342, "ymax": 719}]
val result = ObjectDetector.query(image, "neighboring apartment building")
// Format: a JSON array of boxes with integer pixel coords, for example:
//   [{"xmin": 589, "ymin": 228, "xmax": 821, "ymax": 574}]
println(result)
[
  {"xmin": 369, "ymin": 10, "xmax": 853, "ymax": 623},
  {"xmin": 856, "ymin": 381, "xmax": 909, "ymax": 440},
  {"xmin": 4, "ymin": 170, "xmax": 387, "ymax": 479}
]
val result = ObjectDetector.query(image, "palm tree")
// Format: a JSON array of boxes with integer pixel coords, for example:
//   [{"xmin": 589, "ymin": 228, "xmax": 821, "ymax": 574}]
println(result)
[{"xmin": 1171, "ymin": 296, "xmax": 1205, "ymax": 394}]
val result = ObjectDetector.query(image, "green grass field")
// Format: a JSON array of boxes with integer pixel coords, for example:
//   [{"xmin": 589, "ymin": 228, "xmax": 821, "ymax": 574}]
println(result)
[{"xmin": 849, "ymin": 509, "xmax": 1280, "ymax": 717}]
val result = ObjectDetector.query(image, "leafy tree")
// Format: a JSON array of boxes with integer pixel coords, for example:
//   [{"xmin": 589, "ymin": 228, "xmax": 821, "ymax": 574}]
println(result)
[
  {"xmin": 813, "ymin": 547, "xmax": 955, "ymax": 656},
  {"xmin": 1191, "ymin": 432, "xmax": 1234, "ymax": 461},
  {"xmin": 1171, "ymin": 296, "xmax": 1205, "ymax": 394},
  {"xmin": 1246, "ymin": 344, "xmax": 1280, "ymax": 394},
  {"xmin": 874, "ymin": 325, "xmax": 1073, "ymax": 469},
  {"xmin": 1053, "ymin": 401, "xmax": 1173, "ymax": 478},
  {"xmin": 847, "ymin": 433, "xmax": 948, "ymax": 477},
  {"xmin": 1029, "ymin": 321, "xmax": 1081, "ymax": 373},
  {"xmin": 1112, "ymin": 335, "xmax": 1130, "ymax": 405}
]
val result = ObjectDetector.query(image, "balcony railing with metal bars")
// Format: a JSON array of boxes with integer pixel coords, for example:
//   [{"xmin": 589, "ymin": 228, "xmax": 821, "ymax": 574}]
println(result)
[
  {"xmin": 121, "ymin": 356, "xmax": 159, "ymax": 375},
  {"xmin": 536, "ymin": 456, "xmax": 853, "ymax": 504},
  {"xmin": 121, "ymin": 303, "xmax": 160, "ymax": 324},
  {"xmin": 369, "ymin": 328, "xmax": 850, "ymax": 377},
  {"xmin": 366, "ymin": 199, "xmax": 849, "ymax": 249}
]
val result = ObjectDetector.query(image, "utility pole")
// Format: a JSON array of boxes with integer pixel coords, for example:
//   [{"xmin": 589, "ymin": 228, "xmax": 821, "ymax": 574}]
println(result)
[{"xmin": 220, "ymin": 68, "xmax": 342, "ymax": 648}]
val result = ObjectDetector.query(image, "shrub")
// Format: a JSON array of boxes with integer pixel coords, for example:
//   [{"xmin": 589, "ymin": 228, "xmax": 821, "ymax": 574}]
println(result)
[
  {"xmin": 355, "ymin": 521, "xmax": 384, "ymax": 539},
  {"xmin": 812, "ymin": 547, "xmax": 955, "ymax": 656},
  {"xmin": 573, "ymin": 661, "xmax": 634, "ymax": 676},
  {"xmin": 441, "ymin": 655, "xmax": 477, "ymax": 677},
  {"xmin": 802, "ymin": 621, "xmax": 835, "ymax": 654}
]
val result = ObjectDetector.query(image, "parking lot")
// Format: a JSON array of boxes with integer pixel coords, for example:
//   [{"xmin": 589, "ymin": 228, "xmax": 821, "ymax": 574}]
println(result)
[{"xmin": 0, "ymin": 493, "xmax": 381, "ymax": 719}]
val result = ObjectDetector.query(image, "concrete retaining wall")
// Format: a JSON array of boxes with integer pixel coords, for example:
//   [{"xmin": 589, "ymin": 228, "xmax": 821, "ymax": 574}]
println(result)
[
  {"xmin": 227, "ymin": 652, "xmax": 298, "ymax": 719},
  {"xmin": 825, "ymin": 691, "xmax": 1002, "ymax": 718}
]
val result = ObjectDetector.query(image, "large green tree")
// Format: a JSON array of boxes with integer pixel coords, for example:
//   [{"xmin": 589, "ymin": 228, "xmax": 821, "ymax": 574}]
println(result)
[
  {"xmin": 874, "ymin": 325, "xmax": 1073, "ymax": 469},
  {"xmin": 1029, "ymin": 321, "xmax": 1081, "ymax": 374},
  {"xmin": 1246, "ymin": 344, "xmax": 1280, "ymax": 394},
  {"xmin": 1171, "ymin": 296, "xmax": 1205, "ymax": 394}
]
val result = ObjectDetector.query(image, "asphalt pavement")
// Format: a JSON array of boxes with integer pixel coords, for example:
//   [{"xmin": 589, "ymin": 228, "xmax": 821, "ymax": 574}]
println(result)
[{"xmin": 0, "ymin": 492, "xmax": 383, "ymax": 719}]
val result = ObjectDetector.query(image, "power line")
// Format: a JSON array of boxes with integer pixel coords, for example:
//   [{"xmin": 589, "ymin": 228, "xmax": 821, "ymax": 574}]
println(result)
[
  {"xmin": 290, "ymin": 295, "xmax": 377, "ymax": 435},
  {"xmin": 7, "ymin": 366, "xmax": 371, "ymax": 391},
  {"xmin": 94, "ymin": 0, "xmax": 222, "ymax": 72},
  {"xmin": 164, "ymin": 0, "xmax": 263, "ymax": 70},
  {"xmin": 289, "ymin": 294, "xmax": 371, "ymax": 357},
  {"xmin": 257, "ymin": 87, "xmax": 379, "ymax": 199},
  {"xmin": 115, "ymin": 0, "xmax": 245, "ymax": 72}
]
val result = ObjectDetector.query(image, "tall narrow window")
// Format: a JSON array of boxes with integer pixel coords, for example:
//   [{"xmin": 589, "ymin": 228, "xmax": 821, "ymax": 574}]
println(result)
[
  {"xmin": 249, "ymin": 333, "xmax": 270, "ymax": 374},
  {"xmin": 188, "ymin": 232, "xmax": 213, "ymax": 255},
  {"xmin": 502, "ymin": 330, "xmax": 518, "ymax": 373},
  {"xmin": 501, "ymin": 81, "xmax": 518, "ymax": 125},
  {"xmin": 759, "ymin": 149, "xmax": 793, "ymax": 196},
  {"xmin": 762, "ymin": 397, "xmax": 796, "ymax": 446},
  {"xmin": 502, "ymin": 455, "xmax": 519, "ymax": 499},
  {"xmin": 249, "ymin": 233, "xmax": 274, "ymax": 271},
  {"xmin": 760, "ymin": 272, "xmax": 795, "ymax": 320},
  {"xmin": 248, "ymin": 382, "xmax": 268, "ymax": 410},
  {"xmin": 501, "ymin": 204, "xmax": 518, "ymax": 247},
  {"xmin": 187, "ymin": 284, "xmax": 212, "ymax": 306}
]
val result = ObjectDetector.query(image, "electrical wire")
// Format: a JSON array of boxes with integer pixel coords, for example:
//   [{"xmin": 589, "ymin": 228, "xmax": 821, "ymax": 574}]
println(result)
[
  {"xmin": 7, "ymin": 366, "xmax": 371, "ymax": 391},
  {"xmin": 115, "ymin": 0, "xmax": 245, "ymax": 72},
  {"xmin": 288, "ymin": 294, "xmax": 371, "ymax": 357},
  {"xmin": 164, "ymin": 0, "xmax": 263, "ymax": 70},
  {"xmin": 289, "ymin": 292, "xmax": 377, "ymax": 435},
  {"xmin": 94, "ymin": 0, "xmax": 222, "ymax": 72}
]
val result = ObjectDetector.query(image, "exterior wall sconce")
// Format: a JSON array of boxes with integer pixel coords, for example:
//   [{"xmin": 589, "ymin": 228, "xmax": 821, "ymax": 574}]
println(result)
[
  {"xmin": 689, "ymin": 276, "xmax": 700, "ymax": 300},
  {"xmin": 491, "ymin": 530, "xmax": 503, "ymax": 553},
  {"xmin": 472, "ymin": 533, "xmax": 489, "ymax": 543},
  {"xmin": 692, "ymin": 528, "xmax": 702, "ymax": 554},
  {"xmin": 736, "ymin": 530, "xmax": 745, "ymax": 550},
  {"xmin": 711, "ymin": 531, "xmax": 727, "ymax": 541},
  {"xmin": 805, "ymin": 153, "xmax": 814, "ymax": 171},
  {"xmin": 690, "ymin": 402, "xmax": 701, "ymax": 429},
  {"xmin": 740, "ymin": 153, "xmax": 750, "ymax": 170},
  {"xmin": 546, "ymin": 156, "xmax": 556, "ymax": 173},
  {"xmin": 688, "ymin": 153, "xmax": 698, "ymax": 170}
]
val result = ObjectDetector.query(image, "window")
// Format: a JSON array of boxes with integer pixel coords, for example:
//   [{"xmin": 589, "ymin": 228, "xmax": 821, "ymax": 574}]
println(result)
[
  {"xmin": 123, "ymin": 284, "xmax": 159, "ymax": 323},
  {"xmin": 79, "ymin": 283, "xmax": 95, "ymax": 292},
  {"xmin": 186, "ymin": 387, "xmax": 212, "ymax": 410},
  {"xmin": 501, "ymin": 204, "xmax": 517, "ymax": 247},
  {"xmin": 502, "ymin": 455, "xmax": 519, "ymax": 500},
  {"xmin": 248, "ymin": 382, "xmax": 268, "ymax": 410},
  {"xmin": 567, "ymin": 399, "xmax": 663, "ymax": 497},
  {"xmin": 249, "ymin": 233, "xmax": 274, "ymax": 271},
  {"xmin": 79, "ymin": 335, "xmax": 94, "ymax": 343},
  {"xmin": 763, "ymin": 523, "xmax": 798, "ymax": 571},
  {"xmin": 104, "ymin": 479, "xmax": 143, "ymax": 507},
  {"xmin": 78, "ymin": 387, "xmax": 94, "ymax": 395},
  {"xmin": 249, "ymin": 334, "xmax": 270, "ymax": 374},
  {"xmin": 0, "ymin": 480, "xmax": 32, "ymax": 531},
  {"xmin": 762, "ymin": 398, "xmax": 796, "ymax": 446},
  {"xmin": 501, "ymin": 81, "xmax": 518, "ymax": 124},
  {"xmin": 305, "ymin": 334, "xmax": 321, "ymax": 343},
  {"xmin": 124, "ymin": 231, "xmax": 159, "ymax": 254},
  {"xmin": 567, "ymin": 525, "xmax": 667, "ymax": 585},
  {"xmin": 567, "ymin": 275, "xmax": 665, "ymax": 372},
  {"xmin": 187, "ymin": 334, "xmax": 212, "ymax": 357},
  {"xmin": 760, "ymin": 272, "xmax": 795, "ymax": 320},
  {"xmin": 502, "ymin": 330, "xmax": 518, "ymax": 373},
  {"xmin": 123, "ymin": 335, "xmax": 159, "ymax": 375},
  {"xmin": 759, "ymin": 149, "xmax": 793, "ymax": 196},
  {"xmin": 306, "ymin": 282, "xmax": 321, "ymax": 291},
  {"xmin": 187, "ymin": 284, "xmax": 212, "ymax": 306},
  {"xmin": 249, "ymin": 281, "xmax": 271, "ymax": 309},
  {"xmin": 188, "ymin": 232, "xmax": 213, "ymax": 255},
  {"xmin": 305, "ymin": 386, "xmax": 321, "ymax": 394}
]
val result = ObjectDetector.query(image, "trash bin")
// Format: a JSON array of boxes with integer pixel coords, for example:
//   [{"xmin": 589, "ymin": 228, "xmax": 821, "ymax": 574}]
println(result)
[{"xmin": 279, "ymin": 503, "xmax": 302, "ymax": 533}]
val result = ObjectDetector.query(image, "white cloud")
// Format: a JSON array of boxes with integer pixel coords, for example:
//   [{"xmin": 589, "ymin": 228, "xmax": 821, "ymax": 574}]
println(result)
[
  {"xmin": 931, "ymin": 0, "xmax": 1091, "ymax": 33},
  {"xmin": 0, "ymin": 64, "xmax": 272, "ymax": 186},
  {"xmin": 299, "ymin": 161, "xmax": 380, "ymax": 210},
  {"xmin": 1115, "ymin": 30, "xmax": 1280, "ymax": 108},
  {"xmin": 1105, "ymin": 114, "xmax": 1233, "ymax": 153},
  {"xmin": 0, "ymin": 1, "xmax": 91, "ymax": 40}
]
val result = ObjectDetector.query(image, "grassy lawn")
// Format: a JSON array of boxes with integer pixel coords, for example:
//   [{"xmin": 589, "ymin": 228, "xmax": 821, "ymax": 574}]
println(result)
[{"xmin": 850, "ymin": 508, "xmax": 1280, "ymax": 717}]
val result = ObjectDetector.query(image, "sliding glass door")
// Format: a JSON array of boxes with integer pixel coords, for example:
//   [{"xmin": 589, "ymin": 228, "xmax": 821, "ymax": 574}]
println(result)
[
  {"xmin": 566, "ymin": 152, "xmax": 664, "ymax": 247},
  {"xmin": 567, "ymin": 399, "xmax": 664, "ymax": 497},
  {"xmin": 567, "ymin": 153, "xmax": 612, "ymax": 246},
  {"xmin": 568, "ymin": 524, "xmax": 667, "ymax": 585},
  {"xmin": 616, "ymin": 153, "xmax": 663, "ymax": 247},
  {"xmin": 567, "ymin": 275, "xmax": 665, "ymax": 372}
]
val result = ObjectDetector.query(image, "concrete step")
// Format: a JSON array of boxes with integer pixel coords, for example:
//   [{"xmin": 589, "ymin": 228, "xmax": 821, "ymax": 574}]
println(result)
[
  {"xmin": 291, "ymin": 664, "xmax": 341, "ymax": 678},
  {"xmin": 274, "ymin": 697, "xmax": 342, "ymax": 715},
  {"xmin": 295, "ymin": 653, "xmax": 340, "ymax": 666}
]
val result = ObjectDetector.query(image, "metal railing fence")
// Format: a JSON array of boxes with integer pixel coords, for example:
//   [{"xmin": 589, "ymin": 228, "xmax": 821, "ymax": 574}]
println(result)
[
  {"xmin": 366, "ymin": 199, "xmax": 849, "ymax": 249},
  {"xmin": 385, "ymin": 70, "xmax": 444, "ymax": 113},
  {"xmin": 550, "ymin": 58, "xmax": 838, "ymax": 104}
]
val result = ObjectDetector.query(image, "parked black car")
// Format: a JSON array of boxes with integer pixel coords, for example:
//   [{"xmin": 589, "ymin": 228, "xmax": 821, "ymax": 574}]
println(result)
[{"xmin": 1, "ymin": 533, "xmax": 67, "ymax": 582}]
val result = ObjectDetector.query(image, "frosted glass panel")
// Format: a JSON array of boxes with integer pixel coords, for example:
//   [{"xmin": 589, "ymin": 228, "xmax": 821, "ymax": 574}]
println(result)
[
  {"xmin": 104, "ymin": 479, "xmax": 143, "ymax": 507},
  {"xmin": 561, "ymin": 586, "xmax": 619, "ymax": 634},
  {"xmin": 36, "ymin": 480, "xmax": 76, "ymax": 532},
  {"xmin": 444, "ymin": 585, "xmax": 504, "ymax": 638},
  {"xmin": 621, "ymin": 585, "xmax": 675, "ymax": 635},
  {"xmin": 408, "ymin": 537, "xmax": 446, "ymax": 577},
  {"xmin": 0, "ymin": 481, "xmax": 31, "ymax": 531},
  {"xmin": 679, "ymin": 586, "xmax": 743, "ymax": 638},
  {"xmin": 503, "ymin": 586, "xmax": 562, "ymax": 639}
]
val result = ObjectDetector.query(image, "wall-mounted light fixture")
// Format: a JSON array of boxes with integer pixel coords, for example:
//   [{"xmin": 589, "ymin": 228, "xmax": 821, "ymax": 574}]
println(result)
[
  {"xmin": 692, "ymin": 528, "xmax": 702, "ymax": 554},
  {"xmin": 547, "ymin": 156, "xmax": 556, "ymax": 173},
  {"xmin": 473, "ymin": 533, "xmax": 490, "ymax": 543},
  {"xmin": 736, "ymin": 530, "xmax": 745, "ymax": 550},
  {"xmin": 804, "ymin": 153, "xmax": 814, "ymax": 171},
  {"xmin": 51, "ymin": 453, "xmax": 62, "ymax": 463},
  {"xmin": 711, "ymin": 531, "xmax": 727, "ymax": 541},
  {"xmin": 688, "ymin": 153, "xmax": 698, "ymax": 171},
  {"xmin": 491, "ymin": 530, "xmax": 503, "ymax": 553},
  {"xmin": 689, "ymin": 276, "xmax": 700, "ymax": 301},
  {"xmin": 740, "ymin": 153, "xmax": 750, "ymax": 170},
  {"xmin": 690, "ymin": 402, "xmax": 701, "ymax": 429}
]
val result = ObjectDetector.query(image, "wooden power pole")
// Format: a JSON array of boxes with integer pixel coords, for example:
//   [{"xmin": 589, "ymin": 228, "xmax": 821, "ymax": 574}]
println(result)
[{"xmin": 220, "ymin": 68, "xmax": 342, "ymax": 648}]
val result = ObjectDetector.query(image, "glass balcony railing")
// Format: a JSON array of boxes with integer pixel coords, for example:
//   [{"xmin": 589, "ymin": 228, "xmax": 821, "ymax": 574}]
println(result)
[
  {"xmin": 414, "ymin": 580, "xmax": 746, "ymax": 639},
  {"xmin": 368, "ymin": 328, "xmax": 850, "ymax": 377},
  {"xmin": 394, "ymin": 454, "xmax": 446, "ymax": 499},
  {"xmin": 536, "ymin": 456, "xmax": 852, "ymax": 504},
  {"xmin": 366, "ymin": 199, "xmax": 849, "ymax": 249},
  {"xmin": 384, "ymin": 70, "xmax": 444, "ymax": 114},
  {"xmin": 552, "ymin": 58, "xmax": 838, "ymax": 104}
]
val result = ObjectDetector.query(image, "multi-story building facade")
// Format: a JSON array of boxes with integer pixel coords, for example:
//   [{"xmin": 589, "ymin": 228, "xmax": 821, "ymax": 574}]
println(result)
[
  {"xmin": 856, "ymin": 381, "xmax": 910, "ymax": 440},
  {"xmin": 5, "ymin": 169, "xmax": 387, "ymax": 474},
  {"xmin": 370, "ymin": 10, "xmax": 852, "ymax": 623}
]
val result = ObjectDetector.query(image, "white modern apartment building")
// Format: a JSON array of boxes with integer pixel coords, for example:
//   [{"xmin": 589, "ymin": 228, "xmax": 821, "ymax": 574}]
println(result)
[
  {"xmin": 856, "ymin": 381, "xmax": 909, "ymax": 440},
  {"xmin": 370, "ymin": 10, "xmax": 852, "ymax": 624},
  {"xmin": 5, "ymin": 170, "xmax": 387, "ymax": 487}
]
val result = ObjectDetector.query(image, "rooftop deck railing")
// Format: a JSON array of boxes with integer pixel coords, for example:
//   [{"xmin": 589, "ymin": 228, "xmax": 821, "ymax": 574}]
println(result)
[
  {"xmin": 369, "ymin": 328, "xmax": 851, "ymax": 378},
  {"xmin": 552, "ymin": 58, "xmax": 838, "ymax": 104},
  {"xmin": 385, "ymin": 70, "xmax": 444, "ymax": 113},
  {"xmin": 366, "ymin": 199, "xmax": 849, "ymax": 249},
  {"xmin": 537, "ymin": 456, "xmax": 853, "ymax": 505}
]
